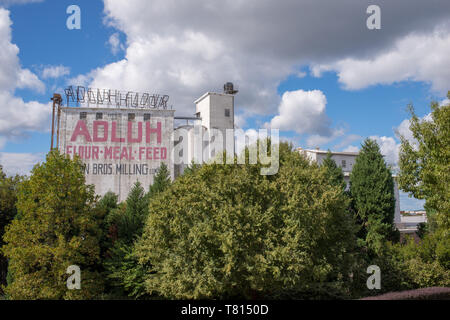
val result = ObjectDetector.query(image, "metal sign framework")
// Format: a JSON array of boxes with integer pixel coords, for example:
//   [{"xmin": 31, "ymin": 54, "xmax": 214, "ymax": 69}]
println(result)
[
  {"xmin": 50, "ymin": 93, "xmax": 62, "ymax": 150},
  {"xmin": 64, "ymin": 86, "xmax": 170, "ymax": 109}
]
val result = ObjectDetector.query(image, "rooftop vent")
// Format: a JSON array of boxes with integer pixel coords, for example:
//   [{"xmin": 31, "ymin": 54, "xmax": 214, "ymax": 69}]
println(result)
[{"xmin": 224, "ymin": 82, "xmax": 238, "ymax": 95}]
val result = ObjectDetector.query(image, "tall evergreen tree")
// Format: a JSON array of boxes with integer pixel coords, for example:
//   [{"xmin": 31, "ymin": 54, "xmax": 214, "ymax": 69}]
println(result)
[
  {"xmin": 349, "ymin": 139, "xmax": 397, "ymax": 253},
  {"xmin": 321, "ymin": 151, "xmax": 346, "ymax": 191},
  {"xmin": 104, "ymin": 182, "xmax": 148, "ymax": 298},
  {"xmin": 96, "ymin": 191, "xmax": 119, "ymax": 263},
  {"xmin": 147, "ymin": 162, "xmax": 171, "ymax": 199},
  {"xmin": 1, "ymin": 151, "xmax": 104, "ymax": 299},
  {"xmin": 105, "ymin": 164, "xmax": 172, "ymax": 298},
  {"xmin": 113, "ymin": 181, "xmax": 148, "ymax": 243},
  {"xmin": 97, "ymin": 191, "xmax": 119, "ymax": 217}
]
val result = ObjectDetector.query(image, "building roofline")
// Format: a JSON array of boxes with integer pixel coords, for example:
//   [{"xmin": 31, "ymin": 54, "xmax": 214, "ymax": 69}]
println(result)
[
  {"xmin": 60, "ymin": 106, "xmax": 175, "ymax": 113},
  {"xmin": 297, "ymin": 147, "xmax": 359, "ymax": 156},
  {"xmin": 194, "ymin": 92, "xmax": 235, "ymax": 104}
]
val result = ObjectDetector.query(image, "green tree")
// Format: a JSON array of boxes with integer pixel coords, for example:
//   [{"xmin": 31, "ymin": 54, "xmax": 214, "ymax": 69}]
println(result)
[
  {"xmin": 1, "ymin": 151, "xmax": 104, "ymax": 299},
  {"xmin": 97, "ymin": 191, "xmax": 119, "ymax": 217},
  {"xmin": 135, "ymin": 142, "xmax": 358, "ymax": 299},
  {"xmin": 0, "ymin": 166, "xmax": 22, "ymax": 294},
  {"xmin": 147, "ymin": 162, "xmax": 171, "ymax": 199},
  {"xmin": 398, "ymin": 94, "xmax": 450, "ymax": 229},
  {"xmin": 321, "ymin": 151, "xmax": 346, "ymax": 190},
  {"xmin": 96, "ymin": 191, "xmax": 119, "ymax": 255},
  {"xmin": 182, "ymin": 160, "xmax": 202, "ymax": 176},
  {"xmin": 107, "ymin": 182, "xmax": 148, "ymax": 244},
  {"xmin": 104, "ymin": 182, "xmax": 148, "ymax": 297},
  {"xmin": 349, "ymin": 138, "xmax": 397, "ymax": 253},
  {"xmin": 105, "ymin": 164, "xmax": 172, "ymax": 298}
]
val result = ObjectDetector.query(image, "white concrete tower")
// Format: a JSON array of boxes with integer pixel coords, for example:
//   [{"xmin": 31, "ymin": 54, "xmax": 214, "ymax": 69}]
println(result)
[{"xmin": 194, "ymin": 82, "xmax": 237, "ymax": 159}]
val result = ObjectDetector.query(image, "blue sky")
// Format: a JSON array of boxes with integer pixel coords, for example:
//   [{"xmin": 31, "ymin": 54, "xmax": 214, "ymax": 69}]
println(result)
[{"xmin": 1, "ymin": 0, "xmax": 450, "ymax": 210}]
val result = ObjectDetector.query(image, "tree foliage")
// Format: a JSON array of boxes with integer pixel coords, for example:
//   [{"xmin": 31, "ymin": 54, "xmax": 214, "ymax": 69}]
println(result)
[
  {"xmin": 349, "ymin": 139, "xmax": 397, "ymax": 253},
  {"xmin": 95, "ymin": 191, "xmax": 119, "ymax": 258},
  {"xmin": 135, "ymin": 143, "xmax": 358, "ymax": 299},
  {"xmin": 107, "ymin": 182, "xmax": 149, "ymax": 245},
  {"xmin": 321, "ymin": 151, "xmax": 346, "ymax": 191},
  {"xmin": 103, "ymin": 182, "xmax": 148, "ymax": 297},
  {"xmin": 104, "ymin": 164, "xmax": 172, "ymax": 298},
  {"xmin": 1, "ymin": 151, "xmax": 104, "ymax": 299},
  {"xmin": 398, "ymin": 94, "xmax": 450, "ymax": 229},
  {"xmin": 0, "ymin": 166, "xmax": 22, "ymax": 294},
  {"xmin": 394, "ymin": 96, "xmax": 449, "ymax": 292},
  {"xmin": 147, "ymin": 162, "xmax": 171, "ymax": 199}
]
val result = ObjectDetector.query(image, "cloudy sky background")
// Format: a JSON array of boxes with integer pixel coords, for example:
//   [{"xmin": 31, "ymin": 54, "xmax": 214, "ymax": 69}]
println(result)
[{"xmin": 1, "ymin": 0, "xmax": 450, "ymax": 209}]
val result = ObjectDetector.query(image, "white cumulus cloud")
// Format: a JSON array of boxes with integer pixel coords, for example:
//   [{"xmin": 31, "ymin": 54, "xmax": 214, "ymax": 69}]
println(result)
[
  {"xmin": 312, "ymin": 24, "xmax": 450, "ymax": 94},
  {"xmin": 0, "ymin": 0, "xmax": 44, "ymax": 6},
  {"xmin": 41, "ymin": 65, "xmax": 70, "ymax": 79},
  {"xmin": 342, "ymin": 145, "xmax": 359, "ymax": 153},
  {"xmin": 0, "ymin": 8, "xmax": 51, "ymax": 142},
  {"xmin": 267, "ymin": 89, "xmax": 343, "ymax": 146},
  {"xmin": 0, "ymin": 152, "xmax": 44, "ymax": 176},
  {"xmin": 108, "ymin": 32, "xmax": 124, "ymax": 55},
  {"xmin": 73, "ymin": 0, "xmax": 450, "ymax": 119},
  {"xmin": 369, "ymin": 135, "xmax": 400, "ymax": 167}
]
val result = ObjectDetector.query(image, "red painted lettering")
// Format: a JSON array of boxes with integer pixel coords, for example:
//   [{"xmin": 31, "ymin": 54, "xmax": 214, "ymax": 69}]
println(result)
[
  {"xmin": 70, "ymin": 120, "xmax": 92, "ymax": 142},
  {"xmin": 146, "ymin": 147, "xmax": 152, "ymax": 160},
  {"xmin": 127, "ymin": 122, "xmax": 142, "ymax": 143},
  {"xmin": 113, "ymin": 146, "xmax": 120, "ymax": 159},
  {"xmin": 105, "ymin": 147, "xmax": 113, "ymax": 159},
  {"xmin": 92, "ymin": 146, "xmax": 99, "ymax": 160},
  {"xmin": 120, "ymin": 147, "xmax": 129, "ymax": 160},
  {"xmin": 146, "ymin": 122, "xmax": 162, "ymax": 144},
  {"xmin": 93, "ymin": 121, "xmax": 108, "ymax": 142},
  {"xmin": 112, "ymin": 122, "xmax": 125, "ymax": 143},
  {"xmin": 139, "ymin": 147, "xmax": 145, "ymax": 160}
]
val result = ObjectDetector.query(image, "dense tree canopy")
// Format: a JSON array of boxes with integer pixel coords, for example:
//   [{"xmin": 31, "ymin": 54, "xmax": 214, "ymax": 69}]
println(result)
[
  {"xmin": 394, "ymin": 95, "xmax": 450, "ymax": 290},
  {"xmin": 1, "ymin": 151, "xmax": 104, "ymax": 299},
  {"xmin": 135, "ymin": 143, "xmax": 358, "ymax": 299},
  {"xmin": 321, "ymin": 151, "xmax": 346, "ymax": 191},
  {"xmin": 0, "ymin": 166, "xmax": 22, "ymax": 294},
  {"xmin": 398, "ymin": 94, "xmax": 450, "ymax": 229},
  {"xmin": 350, "ymin": 139, "xmax": 397, "ymax": 253}
]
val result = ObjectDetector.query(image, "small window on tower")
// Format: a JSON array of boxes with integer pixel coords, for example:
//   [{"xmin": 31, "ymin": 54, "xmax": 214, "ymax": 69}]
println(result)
[
  {"xmin": 144, "ymin": 113, "xmax": 151, "ymax": 121},
  {"xmin": 225, "ymin": 108, "xmax": 230, "ymax": 117},
  {"xmin": 128, "ymin": 113, "xmax": 135, "ymax": 121},
  {"xmin": 342, "ymin": 160, "xmax": 346, "ymax": 168},
  {"xmin": 80, "ymin": 112, "xmax": 87, "ymax": 119},
  {"xmin": 96, "ymin": 113, "xmax": 103, "ymax": 120}
]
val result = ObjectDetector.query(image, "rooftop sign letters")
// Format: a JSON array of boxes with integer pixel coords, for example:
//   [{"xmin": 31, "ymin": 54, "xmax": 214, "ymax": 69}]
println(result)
[{"xmin": 64, "ymin": 86, "xmax": 170, "ymax": 109}]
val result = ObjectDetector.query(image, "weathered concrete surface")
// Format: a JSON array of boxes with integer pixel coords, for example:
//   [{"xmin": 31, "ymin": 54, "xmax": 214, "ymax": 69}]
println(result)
[{"xmin": 58, "ymin": 107, "xmax": 174, "ymax": 202}]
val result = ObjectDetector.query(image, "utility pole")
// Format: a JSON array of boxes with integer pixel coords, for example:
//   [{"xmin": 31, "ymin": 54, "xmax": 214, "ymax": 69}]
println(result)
[{"xmin": 50, "ymin": 93, "xmax": 62, "ymax": 150}]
